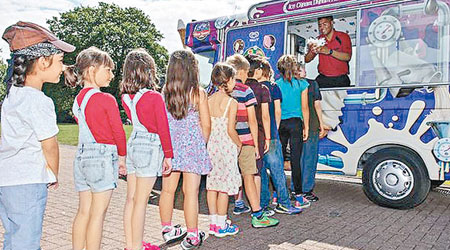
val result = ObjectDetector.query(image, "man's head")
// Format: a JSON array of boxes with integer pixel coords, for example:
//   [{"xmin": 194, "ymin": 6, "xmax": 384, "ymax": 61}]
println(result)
[
  {"xmin": 226, "ymin": 54, "xmax": 250, "ymax": 83},
  {"xmin": 318, "ymin": 16, "xmax": 334, "ymax": 36}
]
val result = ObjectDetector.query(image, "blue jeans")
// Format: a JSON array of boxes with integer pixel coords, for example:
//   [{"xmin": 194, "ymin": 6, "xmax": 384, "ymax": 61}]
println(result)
[
  {"xmin": 0, "ymin": 183, "xmax": 48, "ymax": 250},
  {"xmin": 290, "ymin": 131, "xmax": 319, "ymax": 193},
  {"xmin": 261, "ymin": 139, "xmax": 291, "ymax": 207}
]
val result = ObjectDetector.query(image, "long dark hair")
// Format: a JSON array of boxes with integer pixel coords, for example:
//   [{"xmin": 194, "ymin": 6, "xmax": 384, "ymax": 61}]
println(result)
[
  {"xmin": 211, "ymin": 62, "xmax": 235, "ymax": 94},
  {"xmin": 163, "ymin": 50, "xmax": 200, "ymax": 120}
]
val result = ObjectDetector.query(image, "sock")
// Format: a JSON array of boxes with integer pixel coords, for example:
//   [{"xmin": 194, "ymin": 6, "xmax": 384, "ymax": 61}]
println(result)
[
  {"xmin": 235, "ymin": 199, "xmax": 244, "ymax": 208},
  {"xmin": 161, "ymin": 222, "xmax": 172, "ymax": 232},
  {"xmin": 187, "ymin": 228, "xmax": 199, "ymax": 238},
  {"xmin": 251, "ymin": 209, "xmax": 264, "ymax": 219},
  {"xmin": 210, "ymin": 214, "xmax": 217, "ymax": 225},
  {"xmin": 273, "ymin": 191, "xmax": 277, "ymax": 199},
  {"xmin": 217, "ymin": 215, "xmax": 227, "ymax": 229}
]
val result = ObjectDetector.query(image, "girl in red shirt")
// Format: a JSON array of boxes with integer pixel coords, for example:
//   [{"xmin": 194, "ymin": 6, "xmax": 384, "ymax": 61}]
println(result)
[
  {"xmin": 65, "ymin": 47, "xmax": 127, "ymax": 250},
  {"xmin": 120, "ymin": 49, "xmax": 173, "ymax": 250}
]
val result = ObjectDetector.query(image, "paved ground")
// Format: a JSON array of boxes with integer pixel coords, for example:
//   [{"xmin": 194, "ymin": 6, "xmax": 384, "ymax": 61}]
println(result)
[{"xmin": 1, "ymin": 145, "xmax": 450, "ymax": 250}]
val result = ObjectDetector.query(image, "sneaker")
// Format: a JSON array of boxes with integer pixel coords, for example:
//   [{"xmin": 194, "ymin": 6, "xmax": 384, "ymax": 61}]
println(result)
[
  {"xmin": 263, "ymin": 206, "xmax": 275, "ymax": 217},
  {"xmin": 215, "ymin": 221, "xmax": 239, "ymax": 237},
  {"xmin": 162, "ymin": 224, "xmax": 187, "ymax": 244},
  {"xmin": 294, "ymin": 195, "xmax": 311, "ymax": 209},
  {"xmin": 272, "ymin": 192, "xmax": 278, "ymax": 205},
  {"xmin": 233, "ymin": 203, "xmax": 251, "ymax": 215},
  {"xmin": 305, "ymin": 192, "xmax": 319, "ymax": 202},
  {"xmin": 251, "ymin": 214, "xmax": 279, "ymax": 228},
  {"xmin": 274, "ymin": 204, "xmax": 303, "ymax": 215},
  {"xmin": 208, "ymin": 224, "xmax": 217, "ymax": 236},
  {"xmin": 180, "ymin": 231, "xmax": 205, "ymax": 250},
  {"xmin": 142, "ymin": 241, "xmax": 160, "ymax": 250}
]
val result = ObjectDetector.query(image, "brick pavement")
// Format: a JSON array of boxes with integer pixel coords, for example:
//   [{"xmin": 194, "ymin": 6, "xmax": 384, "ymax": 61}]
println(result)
[{"xmin": 1, "ymin": 144, "xmax": 450, "ymax": 250}]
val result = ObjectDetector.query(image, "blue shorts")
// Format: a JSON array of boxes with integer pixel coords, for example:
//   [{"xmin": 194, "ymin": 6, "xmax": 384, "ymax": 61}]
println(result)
[
  {"xmin": 0, "ymin": 183, "xmax": 48, "ymax": 250},
  {"xmin": 73, "ymin": 143, "xmax": 118, "ymax": 193},
  {"xmin": 127, "ymin": 131, "xmax": 163, "ymax": 178}
]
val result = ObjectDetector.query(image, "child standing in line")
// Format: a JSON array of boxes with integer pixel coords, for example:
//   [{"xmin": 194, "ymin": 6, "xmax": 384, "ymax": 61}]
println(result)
[
  {"xmin": 276, "ymin": 55, "xmax": 311, "ymax": 209},
  {"xmin": 65, "ymin": 47, "xmax": 127, "ymax": 250},
  {"xmin": 226, "ymin": 54, "xmax": 279, "ymax": 228},
  {"xmin": 206, "ymin": 63, "xmax": 242, "ymax": 238},
  {"xmin": 0, "ymin": 21, "xmax": 75, "ymax": 249},
  {"xmin": 243, "ymin": 55, "xmax": 273, "ymax": 215},
  {"xmin": 258, "ymin": 60, "xmax": 302, "ymax": 215},
  {"xmin": 159, "ymin": 50, "xmax": 212, "ymax": 250},
  {"xmin": 121, "ymin": 49, "xmax": 173, "ymax": 250},
  {"xmin": 296, "ymin": 63, "xmax": 326, "ymax": 202}
]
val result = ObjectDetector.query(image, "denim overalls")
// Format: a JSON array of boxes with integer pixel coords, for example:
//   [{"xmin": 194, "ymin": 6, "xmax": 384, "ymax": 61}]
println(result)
[
  {"xmin": 122, "ymin": 89, "xmax": 163, "ymax": 177},
  {"xmin": 73, "ymin": 88, "xmax": 119, "ymax": 192}
]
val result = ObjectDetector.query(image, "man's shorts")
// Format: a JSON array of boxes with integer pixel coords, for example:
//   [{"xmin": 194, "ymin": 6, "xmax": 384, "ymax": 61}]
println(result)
[{"xmin": 238, "ymin": 145, "xmax": 258, "ymax": 175}]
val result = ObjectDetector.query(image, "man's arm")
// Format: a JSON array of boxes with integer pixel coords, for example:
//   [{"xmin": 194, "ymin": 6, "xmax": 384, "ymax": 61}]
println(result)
[
  {"xmin": 318, "ymin": 46, "xmax": 351, "ymax": 62},
  {"xmin": 305, "ymin": 47, "xmax": 317, "ymax": 63}
]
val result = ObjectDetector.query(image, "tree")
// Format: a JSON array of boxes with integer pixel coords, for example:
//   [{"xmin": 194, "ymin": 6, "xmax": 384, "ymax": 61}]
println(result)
[
  {"xmin": 0, "ymin": 54, "xmax": 7, "ymax": 102},
  {"xmin": 46, "ymin": 2, "xmax": 169, "ymax": 122}
]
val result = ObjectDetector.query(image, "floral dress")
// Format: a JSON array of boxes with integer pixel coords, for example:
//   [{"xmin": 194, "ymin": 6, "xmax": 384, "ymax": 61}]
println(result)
[
  {"xmin": 167, "ymin": 105, "xmax": 212, "ymax": 175},
  {"xmin": 206, "ymin": 98, "xmax": 242, "ymax": 195}
]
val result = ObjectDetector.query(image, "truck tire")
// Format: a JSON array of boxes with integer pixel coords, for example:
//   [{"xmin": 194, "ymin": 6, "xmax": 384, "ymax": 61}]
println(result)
[{"xmin": 362, "ymin": 147, "xmax": 430, "ymax": 209}]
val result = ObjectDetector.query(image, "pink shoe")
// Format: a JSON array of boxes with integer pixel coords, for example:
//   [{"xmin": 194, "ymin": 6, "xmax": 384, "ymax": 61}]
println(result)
[
  {"xmin": 142, "ymin": 241, "xmax": 160, "ymax": 250},
  {"xmin": 209, "ymin": 224, "xmax": 218, "ymax": 236}
]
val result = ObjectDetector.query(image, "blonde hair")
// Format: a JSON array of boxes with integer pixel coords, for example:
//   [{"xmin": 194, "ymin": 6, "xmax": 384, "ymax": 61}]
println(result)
[
  {"xmin": 276, "ymin": 55, "xmax": 297, "ymax": 83},
  {"xmin": 65, "ymin": 47, "xmax": 115, "ymax": 87},
  {"xmin": 226, "ymin": 54, "xmax": 250, "ymax": 71}
]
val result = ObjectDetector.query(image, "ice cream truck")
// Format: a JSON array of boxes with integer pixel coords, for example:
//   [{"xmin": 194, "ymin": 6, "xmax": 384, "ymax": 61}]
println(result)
[{"xmin": 183, "ymin": 0, "xmax": 450, "ymax": 209}]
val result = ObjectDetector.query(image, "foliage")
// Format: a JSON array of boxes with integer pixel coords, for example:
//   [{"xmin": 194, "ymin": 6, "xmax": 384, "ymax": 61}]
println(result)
[
  {"xmin": 0, "ymin": 54, "xmax": 7, "ymax": 101},
  {"xmin": 57, "ymin": 124, "xmax": 133, "ymax": 145},
  {"xmin": 46, "ymin": 2, "xmax": 169, "ymax": 122}
]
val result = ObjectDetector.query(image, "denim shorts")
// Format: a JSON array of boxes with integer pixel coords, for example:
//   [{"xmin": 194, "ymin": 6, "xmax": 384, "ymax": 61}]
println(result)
[
  {"xmin": 0, "ymin": 183, "xmax": 48, "ymax": 250},
  {"xmin": 127, "ymin": 131, "xmax": 163, "ymax": 177},
  {"xmin": 73, "ymin": 143, "xmax": 118, "ymax": 193}
]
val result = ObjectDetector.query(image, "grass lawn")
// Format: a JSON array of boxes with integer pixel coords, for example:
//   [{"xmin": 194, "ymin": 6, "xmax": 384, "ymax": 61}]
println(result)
[{"xmin": 57, "ymin": 123, "xmax": 132, "ymax": 146}]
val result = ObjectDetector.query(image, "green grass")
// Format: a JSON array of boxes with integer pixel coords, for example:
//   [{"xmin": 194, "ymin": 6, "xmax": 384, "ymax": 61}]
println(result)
[{"xmin": 57, "ymin": 123, "xmax": 132, "ymax": 146}]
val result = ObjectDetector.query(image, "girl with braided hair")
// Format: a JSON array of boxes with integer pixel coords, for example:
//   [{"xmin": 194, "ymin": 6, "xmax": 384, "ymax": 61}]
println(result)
[
  {"xmin": 0, "ymin": 21, "xmax": 75, "ymax": 249},
  {"xmin": 206, "ymin": 63, "xmax": 241, "ymax": 238}
]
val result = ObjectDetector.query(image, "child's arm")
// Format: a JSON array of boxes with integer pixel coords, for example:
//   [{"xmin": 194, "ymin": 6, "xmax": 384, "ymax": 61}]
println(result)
[
  {"xmin": 314, "ymin": 100, "xmax": 328, "ymax": 138},
  {"xmin": 247, "ymin": 106, "xmax": 259, "ymax": 159},
  {"xmin": 104, "ymin": 95, "xmax": 127, "ymax": 175},
  {"xmin": 262, "ymin": 102, "xmax": 271, "ymax": 153},
  {"xmin": 227, "ymin": 99, "xmax": 242, "ymax": 150},
  {"xmin": 274, "ymin": 99, "xmax": 281, "ymax": 129},
  {"xmin": 198, "ymin": 89, "xmax": 211, "ymax": 143},
  {"xmin": 301, "ymin": 88, "xmax": 310, "ymax": 141},
  {"xmin": 41, "ymin": 136, "xmax": 59, "ymax": 188}
]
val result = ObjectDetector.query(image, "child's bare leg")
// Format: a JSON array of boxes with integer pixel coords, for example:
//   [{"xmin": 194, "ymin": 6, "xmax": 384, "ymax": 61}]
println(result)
[
  {"xmin": 85, "ymin": 190, "xmax": 113, "ymax": 250},
  {"xmin": 254, "ymin": 175, "xmax": 261, "ymax": 199},
  {"xmin": 72, "ymin": 191, "xmax": 92, "ymax": 250},
  {"xmin": 243, "ymin": 174, "xmax": 261, "ymax": 212},
  {"xmin": 217, "ymin": 192, "xmax": 229, "ymax": 216},
  {"xmin": 182, "ymin": 173, "xmax": 201, "ymax": 230},
  {"xmin": 124, "ymin": 174, "xmax": 136, "ymax": 249},
  {"xmin": 207, "ymin": 190, "xmax": 218, "ymax": 216},
  {"xmin": 159, "ymin": 172, "xmax": 181, "ymax": 225},
  {"xmin": 131, "ymin": 177, "xmax": 156, "ymax": 250}
]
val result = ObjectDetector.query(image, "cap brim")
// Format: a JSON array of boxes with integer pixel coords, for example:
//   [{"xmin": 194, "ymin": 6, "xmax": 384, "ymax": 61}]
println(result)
[{"xmin": 50, "ymin": 39, "xmax": 75, "ymax": 53}]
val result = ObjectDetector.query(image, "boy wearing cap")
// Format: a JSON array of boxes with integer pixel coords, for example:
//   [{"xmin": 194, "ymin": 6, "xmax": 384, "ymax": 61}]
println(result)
[{"xmin": 0, "ymin": 21, "xmax": 75, "ymax": 249}]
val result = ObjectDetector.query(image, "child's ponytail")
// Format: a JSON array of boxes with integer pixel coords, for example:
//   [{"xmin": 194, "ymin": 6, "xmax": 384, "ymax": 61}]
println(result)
[
  {"xmin": 64, "ymin": 64, "xmax": 79, "ymax": 88},
  {"xmin": 5, "ymin": 55, "xmax": 37, "ymax": 94}
]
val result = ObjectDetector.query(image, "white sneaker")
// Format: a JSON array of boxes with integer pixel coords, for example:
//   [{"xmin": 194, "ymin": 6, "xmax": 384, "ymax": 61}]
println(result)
[
  {"xmin": 162, "ymin": 224, "xmax": 187, "ymax": 244},
  {"xmin": 180, "ymin": 231, "xmax": 205, "ymax": 250}
]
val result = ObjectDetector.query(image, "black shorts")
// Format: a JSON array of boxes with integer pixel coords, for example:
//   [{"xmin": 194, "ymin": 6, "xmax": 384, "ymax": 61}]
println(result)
[{"xmin": 316, "ymin": 74, "xmax": 350, "ymax": 88}]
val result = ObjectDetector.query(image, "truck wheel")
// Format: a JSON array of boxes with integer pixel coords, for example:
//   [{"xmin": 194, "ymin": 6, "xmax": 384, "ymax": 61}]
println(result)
[
  {"xmin": 431, "ymin": 180, "xmax": 445, "ymax": 189},
  {"xmin": 362, "ymin": 147, "xmax": 430, "ymax": 209}
]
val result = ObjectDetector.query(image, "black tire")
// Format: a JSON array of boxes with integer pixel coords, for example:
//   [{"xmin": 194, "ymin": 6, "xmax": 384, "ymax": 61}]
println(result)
[
  {"xmin": 431, "ymin": 180, "xmax": 445, "ymax": 189},
  {"xmin": 362, "ymin": 147, "xmax": 430, "ymax": 209}
]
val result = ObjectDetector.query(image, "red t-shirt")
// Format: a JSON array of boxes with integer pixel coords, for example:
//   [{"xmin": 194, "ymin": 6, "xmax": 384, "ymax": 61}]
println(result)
[
  {"xmin": 318, "ymin": 30, "xmax": 352, "ymax": 77},
  {"xmin": 121, "ymin": 91, "xmax": 173, "ymax": 158},
  {"xmin": 75, "ymin": 88, "xmax": 127, "ymax": 156}
]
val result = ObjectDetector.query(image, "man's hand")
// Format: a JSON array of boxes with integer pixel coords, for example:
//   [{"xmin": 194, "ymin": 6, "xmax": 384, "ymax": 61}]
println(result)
[{"xmin": 317, "ymin": 45, "xmax": 331, "ymax": 55}]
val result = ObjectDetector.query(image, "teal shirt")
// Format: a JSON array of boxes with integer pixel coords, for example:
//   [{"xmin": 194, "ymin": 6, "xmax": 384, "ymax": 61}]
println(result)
[{"xmin": 275, "ymin": 77, "xmax": 309, "ymax": 120}]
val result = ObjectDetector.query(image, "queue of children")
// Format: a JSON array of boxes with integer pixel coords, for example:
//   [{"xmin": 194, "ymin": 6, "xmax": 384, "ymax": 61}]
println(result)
[{"xmin": 0, "ymin": 21, "xmax": 326, "ymax": 250}]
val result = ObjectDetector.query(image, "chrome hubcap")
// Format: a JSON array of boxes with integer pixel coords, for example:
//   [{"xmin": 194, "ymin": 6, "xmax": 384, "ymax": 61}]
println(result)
[{"xmin": 372, "ymin": 160, "xmax": 414, "ymax": 200}]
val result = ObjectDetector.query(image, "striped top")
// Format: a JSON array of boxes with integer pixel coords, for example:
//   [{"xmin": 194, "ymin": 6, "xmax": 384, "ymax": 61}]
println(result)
[{"xmin": 231, "ymin": 80, "xmax": 257, "ymax": 146}]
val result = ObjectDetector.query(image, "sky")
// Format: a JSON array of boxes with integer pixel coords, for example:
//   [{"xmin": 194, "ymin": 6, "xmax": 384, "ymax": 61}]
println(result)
[{"xmin": 0, "ymin": 0, "xmax": 262, "ymax": 60}]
